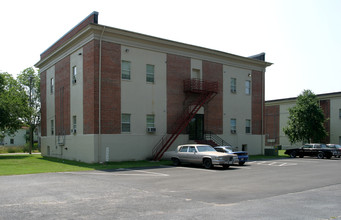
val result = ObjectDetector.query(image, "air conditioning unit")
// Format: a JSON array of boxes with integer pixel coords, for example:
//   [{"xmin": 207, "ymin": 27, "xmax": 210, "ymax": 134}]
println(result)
[
  {"xmin": 147, "ymin": 127, "xmax": 156, "ymax": 133},
  {"xmin": 231, "ymin": 130, "xmax": 236, "ymax": 134},
  {"xmin": 71, "ymin": 129, "xmax": 77, "ymax": 134}
]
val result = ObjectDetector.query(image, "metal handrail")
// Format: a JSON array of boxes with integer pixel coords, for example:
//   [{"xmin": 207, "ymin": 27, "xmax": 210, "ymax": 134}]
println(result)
[{"xmin": 204, "ymin": 131, "xmax": 231, "ymax": 146}]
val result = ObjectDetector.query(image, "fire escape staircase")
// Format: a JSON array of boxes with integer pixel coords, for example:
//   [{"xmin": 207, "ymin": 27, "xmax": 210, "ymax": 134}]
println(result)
[{"xmin": 152, "ymin": 79, "xmax": 218, "ymax": 161}]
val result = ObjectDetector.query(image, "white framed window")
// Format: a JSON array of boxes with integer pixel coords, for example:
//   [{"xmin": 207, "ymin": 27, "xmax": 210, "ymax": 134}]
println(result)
[
  {"xmin": 191, "ymin": 68, "xmax": 201, "ymax": 79},
  {"xmin": 231, "ymin": 78, "xmax": 236, "ymax": 93},
  {"xmin": 339, "ymin": 109, "xmax": 341, "ymax": 119},
  {"xmin": 146, "ymin": 64, "xmax": 155, "ymax": 83},
  {"xmin": 230, "ymin": 118, "xmax": 236, "ymax": 134},
  {"xmin": 72, "ymin": 66, "xmax": 77, "ymax": 84},
  {"xmin": 50, "ymin": 78, "xmax": 54, "ymax": 94},
  {"xmin": 245, "ymin": 80, "xmax": 251, "ymax": 95},
  {"xmin": 72, "ymin": 116, "xmax": 77, "ymax": 133},
  {"xmin": 51, "ymin": 120, "xmax": 54, "ymax": 135},
  {"xmin": 10, "ymin": 139, "xmax": 14, "ymax": 144},
  {"xmin": 245, "ymin": 119, "xmax": 251, "ymax": 134},
  {"xmin": 121, "ymin": 114, "xmax": 131, "ymax": 132},
  {"xmin": 122, "ymin": 61, "xmax": 131, "ymax": 80},
  {"xmin": 147, "ymin": 115, "xmax": 155, "ymax": 128}
]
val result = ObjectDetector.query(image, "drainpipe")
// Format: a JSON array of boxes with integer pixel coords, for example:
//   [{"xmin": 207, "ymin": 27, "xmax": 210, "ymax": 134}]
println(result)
[{"xmin": 98, "ymin": 26, "xmax": 106, "ymax": 163}]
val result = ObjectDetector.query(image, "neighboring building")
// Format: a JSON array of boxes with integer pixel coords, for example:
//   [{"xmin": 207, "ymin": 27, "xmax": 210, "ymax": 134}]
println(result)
[
  {"xmin": 0, "ymin": 127, "xmax": 38, "ymax": 147},
  {"xmin": 265, "ymin": 92, "xmax": 341, "ymax": 148},
  {"xmin": 35, "ymin": 12, "xmax": 272, "ymax": 163},
  {"xmin": 0, "ymin": 127, "xmax": 28, "ymax": 147}
]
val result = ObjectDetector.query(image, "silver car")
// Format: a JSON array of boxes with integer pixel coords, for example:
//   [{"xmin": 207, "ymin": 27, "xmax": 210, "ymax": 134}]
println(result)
[{"xmin": 171, "ymin": 144, "xmax": 238, "ymax": 169}]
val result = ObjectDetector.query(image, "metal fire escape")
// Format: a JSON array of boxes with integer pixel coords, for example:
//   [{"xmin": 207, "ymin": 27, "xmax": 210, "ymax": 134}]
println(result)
[{"xmin": 152, "ymin": 79, "xmax": 218, "ymax": 161}]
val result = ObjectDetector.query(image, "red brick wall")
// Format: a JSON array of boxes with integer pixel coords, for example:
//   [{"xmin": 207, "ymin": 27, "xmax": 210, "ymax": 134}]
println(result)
[
  {"xmin": 166, "ymin": 54, "xmax": 191, "ymax": 133},
  {"xmin": 264, "ymin": 105, "xmax": 280, "ymax": 145},
  {"xmin": 320, "ymin": 99, "xmax": 330, "ymax": 143},
  {"xmin": 251, "ymin": 70, "xmax": 264, "ymax": 135},
  {"xmin": 40, "ymin": 71, "xmax": 47, "ymax": 136},
  {"xmin": 41, "ymin": 12, "xmax": 98, "ymax": 60},
  {"xmin": 100, "ymin": 41, "xmax": 121, "ymax": 134},
  {"xmin": 83, "ymin": 40, "xmax": 99, "ymax": 134},
  {"xmin": 55, "ymin": 56, "xmax": 71, "ymax": 135},
  {"xmin": 203, "ymin": 60, "xmax": 223, "ymax": 134}
]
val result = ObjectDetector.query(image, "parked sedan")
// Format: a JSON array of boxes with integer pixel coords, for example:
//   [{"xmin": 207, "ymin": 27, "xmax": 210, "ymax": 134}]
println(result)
[
  {"xmin": 170, "ymin": 144, "xmax": 238, "ymax": 169},
  {"xmin": 326, "ymin": 144, "xmax": 341, "ymax": 158},
  {"xmin": 214, "ymin": 146, "xmax": 249, "ymax": 165}
]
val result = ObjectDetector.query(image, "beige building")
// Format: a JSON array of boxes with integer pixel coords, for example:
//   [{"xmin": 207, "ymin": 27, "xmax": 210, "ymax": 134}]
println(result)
[
  {"xmin": 36, "ymin": 12, "xmax": 272, "ymax": 163},
  {"xmin": 265, "ymin": 92, "xmax": 341, "ymax": 148}
]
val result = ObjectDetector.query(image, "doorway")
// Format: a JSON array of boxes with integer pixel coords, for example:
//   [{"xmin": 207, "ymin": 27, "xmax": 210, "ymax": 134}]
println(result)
[{"xmin": 189, "ymin": 114, "xmax": 204, "ymax": 140}]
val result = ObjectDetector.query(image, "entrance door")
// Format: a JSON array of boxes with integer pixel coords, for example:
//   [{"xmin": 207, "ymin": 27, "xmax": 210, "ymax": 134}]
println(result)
[{"xmin": 189, "ymin": 114, "xmax": 204, "ymax": 140}]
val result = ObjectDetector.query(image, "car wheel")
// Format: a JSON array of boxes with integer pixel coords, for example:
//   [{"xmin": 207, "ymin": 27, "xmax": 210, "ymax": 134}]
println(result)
[
  {"xmin": 172, "ymin": 158, "xmax": 181, "ymax": 166},
  {"xmin": 317, "ymin": 152, "xmax": 324, "ymax": 159},
  {"xmin": 222, "ymin": 164, "xmax": 230, "ymax": 169},
  {"xmin": 290, "ymin": 151, "xmax": 297, "ymax": 158},
  {"xmin": 239, "ymin": 161, "xmax": 245, "ymax": 166},
  {"xmin": 203, "ymin": 159, "xmax": 213, "ymax": 169}
]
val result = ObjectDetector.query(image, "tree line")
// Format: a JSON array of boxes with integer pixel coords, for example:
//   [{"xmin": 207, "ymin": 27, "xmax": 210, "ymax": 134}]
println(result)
[{"xmin": 0, "ymin": 67, "xmax": 40, "ymax": 153}]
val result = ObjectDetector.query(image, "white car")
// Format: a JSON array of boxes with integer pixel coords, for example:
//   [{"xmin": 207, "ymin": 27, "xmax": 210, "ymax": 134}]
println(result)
[{"xmin": 170, "ymin": 144, "xmax": 238, "ymax": 169}]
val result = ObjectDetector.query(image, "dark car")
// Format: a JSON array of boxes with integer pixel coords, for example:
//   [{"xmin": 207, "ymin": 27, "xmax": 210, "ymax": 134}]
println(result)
[
  {"xmin": 214, "ymin": 146, "xmax": 248, "ymax": 165},
  {"xmin": 326, "ymin": 144, "xmax": 341, "ymax": 158},
  {"xmin": 284, "ymin": 143, "xmax": 335, "ymax": 159}
]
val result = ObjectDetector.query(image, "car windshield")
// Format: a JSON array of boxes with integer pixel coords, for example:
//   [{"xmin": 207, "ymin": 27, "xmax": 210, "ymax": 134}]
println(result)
[
  {"xmin": 224, "ymin": 149, "xmax": 233, "ymax": 153},
  {"xmin": 197, "ymin": 145, "xmax": 216, "ymax": 152}
]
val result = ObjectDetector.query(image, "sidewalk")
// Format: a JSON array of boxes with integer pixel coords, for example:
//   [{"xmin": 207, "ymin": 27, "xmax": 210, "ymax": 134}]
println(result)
[{"xmin": 0, "ymin": 152, "xmax": 41, "ymax": 155}]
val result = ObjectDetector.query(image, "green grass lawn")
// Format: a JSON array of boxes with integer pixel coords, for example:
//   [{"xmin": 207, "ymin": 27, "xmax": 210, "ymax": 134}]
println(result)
[
  {"xmin": 0, "ymin": 150, "xmax": 289, "ymax": 176},
  {"xmin": 0, "ymin": 154, "xmax": 172, "ymax": 176}
]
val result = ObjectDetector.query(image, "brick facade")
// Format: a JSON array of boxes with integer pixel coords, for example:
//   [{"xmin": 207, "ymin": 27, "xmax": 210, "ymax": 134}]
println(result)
[
  {"xmin": 40, "ymin": 71, "xmax": 47, "ymax": 136},
  {"xmin": 55, "ymin": 56, "xmax": 71, "ymax": 135},
  {"xmin": 264, "ymin": 105, "xmax": 280, "ymax": 145},
  {"xmin": 100, "ymin": 41, "xmax": 121, "ymax": 134},
  {"xmin": 320, "ymin": 99, "xmax": 330, "ymax": 143},
  {"xmin": 251, "ymin": 70, "xmax": 264, "ymax": 135},
  {"xmin": 83, "ymin": 40, "xmax": 100, "ymax": 134},
  {"xmin": 166, "ymin": 54, "xmax": 191, "ymax": 133},
  {"xmin": 202, "ymin": 60, "xmax": 223, "ymax": 134}
]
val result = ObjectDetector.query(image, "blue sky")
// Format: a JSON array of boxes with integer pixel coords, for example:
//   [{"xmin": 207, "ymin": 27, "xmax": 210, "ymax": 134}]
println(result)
[{"xmin": 1, "ymin": 0, "xmax": 340, "ymax": 100}]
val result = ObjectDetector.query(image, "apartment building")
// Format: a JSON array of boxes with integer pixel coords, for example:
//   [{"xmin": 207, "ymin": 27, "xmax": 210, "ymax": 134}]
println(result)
[{"xmin": 35, "ymin": 12, "xmax": 272, "ymax": 162}]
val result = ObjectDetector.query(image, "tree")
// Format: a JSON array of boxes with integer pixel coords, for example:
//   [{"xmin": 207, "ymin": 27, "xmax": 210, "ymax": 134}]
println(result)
[
  {"xmin": 283, "ymin": 90, "xmax": 327, "ymax": 144},
  {"xmin": 0, "ymin": 72, "xmax": 29, "ymax": 139},
  {"xmin": 17, "ymin": 67, "xmax": 41, "ymax": 154}
]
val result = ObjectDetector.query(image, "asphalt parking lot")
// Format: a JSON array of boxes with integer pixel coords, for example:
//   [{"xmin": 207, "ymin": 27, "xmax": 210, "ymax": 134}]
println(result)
[{"xmin": 1, "ymin": 157, "xmax": 340, "ymax": 220}]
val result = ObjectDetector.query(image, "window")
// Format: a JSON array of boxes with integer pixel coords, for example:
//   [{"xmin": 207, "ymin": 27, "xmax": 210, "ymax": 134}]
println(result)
[
  {"xmin": 146, "ymin": 115, "xmax": 155, "ymax": 128},
  {"xmin": 245, "ymin": 80, "xmax": 251, "ymax": 95},
  {"xmin": 339, "ymin": 109, "xmax": 341, "ymax": 119},
  {"xmin": 245, "ymin": 119, "xmax": 251, "ymax": 134},
  {"xmin": 10, "ymin": 139, "xmax": 14, "ymax": 144},
  {"xmin": 146, "ymin": 64, "xmax": 154, "ymax": 83},
  {"xmin": 191, "ymin": 68, "xmax": 201, "ymax": 79},
  {"xmin": 189, "ymin": 146, "xmax": 196, "ymax": 152},
  {"xmin": 72, "ymin": 66, "xmax": 77, "ymax": 84},
  {"xmin": 180, "ymin": 146, "xmax": 188, "ymax": 152},
  {"xmin": 72, "ymin": 116, "xmax": 77, "ymax": 133},
  {"xmin": 121, "ymin": 114, "xmax": 131, "ymax": 132},
  {"xmin": 230, "ymin": 118, "xmax": 236, "ymax": 133},
  {"xmin": 51, "ymin": 120, "xmax": 54, "ymax": 135},
  {"xmin": 122, "ymin": 61, "xmax": 131, "ymax": 80},
  {"xmin": 339, "ymin": 136, "xmax": 341, "ymax": 145},
  {"xmin": 231, "ymin": 78, "xmax": 236, "ymax": 93},
  {"xmin": 50, "ymin": 78, "xmax": 54, "ymax": 94}
]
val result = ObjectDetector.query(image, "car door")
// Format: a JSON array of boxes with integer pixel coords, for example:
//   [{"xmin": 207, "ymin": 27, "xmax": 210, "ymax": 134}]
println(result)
[{"xmin": 178, "ymin": 146, "xmax": 189, "ymax": 162}]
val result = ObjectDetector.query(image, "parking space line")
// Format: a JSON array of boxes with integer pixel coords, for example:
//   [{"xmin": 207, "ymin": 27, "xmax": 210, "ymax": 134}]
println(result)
[
  {"xmin": 174, "ymin": 166, "xmax": 217, "ymax": 172},
  {"xmin": 64, "ymin": 169, "xmax": 169, "ymax": 177}
]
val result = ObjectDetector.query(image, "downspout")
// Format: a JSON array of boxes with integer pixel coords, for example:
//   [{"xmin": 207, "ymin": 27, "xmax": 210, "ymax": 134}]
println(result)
[
  {"xmin": 261, "ymin": 70, "xmax": 265, "ymax": 155},
  {"xmin": 98, "ymin": 26, "xmax": 106, "ymax": 163}
]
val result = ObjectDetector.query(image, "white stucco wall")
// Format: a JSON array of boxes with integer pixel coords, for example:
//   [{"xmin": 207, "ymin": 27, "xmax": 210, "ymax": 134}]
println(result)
[{"xmin": 221, "ymin": 65, "xmax": 262, "ymax": 155}]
